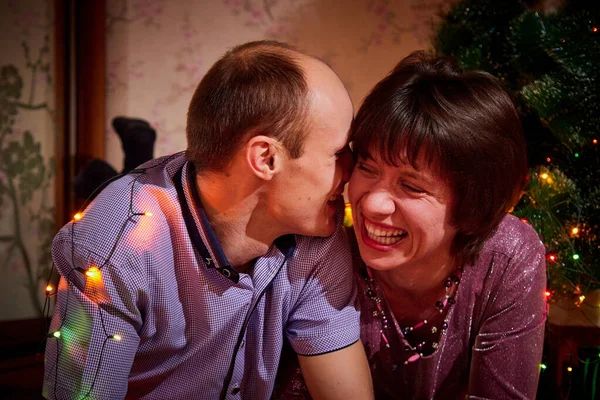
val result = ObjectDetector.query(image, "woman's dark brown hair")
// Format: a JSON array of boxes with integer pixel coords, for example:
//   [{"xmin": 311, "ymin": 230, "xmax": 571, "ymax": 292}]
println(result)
[{"xmin": 352, "ymin": 51, "xmax": 527, "ymax": 267}]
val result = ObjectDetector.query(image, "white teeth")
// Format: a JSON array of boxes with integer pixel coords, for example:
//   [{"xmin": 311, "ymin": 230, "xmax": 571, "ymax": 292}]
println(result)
[{"xmin": 364, "ymin": 220, "xmax": 406, "ymax": 245}]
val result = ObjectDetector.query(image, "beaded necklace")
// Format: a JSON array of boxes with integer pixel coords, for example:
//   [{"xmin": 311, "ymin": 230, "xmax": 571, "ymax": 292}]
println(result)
[{"xmin": 365, "ymin": 267, "xmax": 462, "ymax": 364}]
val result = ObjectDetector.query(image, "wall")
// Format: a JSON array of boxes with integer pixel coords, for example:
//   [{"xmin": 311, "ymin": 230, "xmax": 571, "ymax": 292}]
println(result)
[
  {"xmin": 105, "ymin": 0, "xmax": 454, "ymax": 169},
  {"xmin": 0, "ymin": 0, "xmax": 56, "ymax": 320}
]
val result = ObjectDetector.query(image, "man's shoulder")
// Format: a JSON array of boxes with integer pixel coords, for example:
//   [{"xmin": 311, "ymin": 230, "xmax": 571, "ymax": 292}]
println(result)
[
  {"xmin": 54, "ymin": 153, "xmax": 186, "ymax": 260},
  {"xmin": 289, "ymin": 224, "xmax": 352, "ymax": 270},
  {"xmin": 295, "ymin": 223, "xmax": 349, "ymax": 250}
]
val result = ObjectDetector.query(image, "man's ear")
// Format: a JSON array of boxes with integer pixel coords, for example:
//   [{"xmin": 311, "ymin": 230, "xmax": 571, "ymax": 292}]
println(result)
[{"xmin": 245, "ymin": 135, "xmax": 284, "ymax": 181}]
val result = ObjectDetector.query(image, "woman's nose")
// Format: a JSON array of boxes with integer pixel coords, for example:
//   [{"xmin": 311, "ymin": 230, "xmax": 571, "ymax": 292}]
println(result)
[{"xmin": 361, "ymin": 188, "xmax": 396, "ymax": 217}]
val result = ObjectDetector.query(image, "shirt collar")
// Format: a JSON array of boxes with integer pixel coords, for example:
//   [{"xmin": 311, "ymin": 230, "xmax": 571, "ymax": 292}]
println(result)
[
  {"xmin": 173, "ymin": 161, "xmax": 297, "ymax": 283},
  {"xmin": 174, "ymin": 162, "xmax": 239, "ymax": 282}
]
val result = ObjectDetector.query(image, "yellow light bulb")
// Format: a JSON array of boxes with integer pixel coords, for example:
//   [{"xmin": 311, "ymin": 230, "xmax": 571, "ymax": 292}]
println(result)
[
  {"xmin": 45, "ymin": 285, "xmax": 53, "ymax": 292},
  {"xmin": 567, "ymin": 367, "xmax": 573, "ymax": 372},
  {"xmin": 73, "ymin": 213, "xmax": 83, "ymax": 221},
  {"xmin": 86, "ymin": 266, "xmax": 100, "ymax": 277},
  {"xmin": 571, "ymin": 227, "xmax": 579, "ymax": 235},
  {"xmin": 579, "ymin": 295, "xmax": 585, "ymax": 303},
  {"xmin": 112, "ymin": 334, "xmax": 122, "ymax": 341},
  {"xmin": 144, "ymin": 211, "xmax": 153, "ymax": 217},
  {"xmin": 53, "ymin": 331, "xmax": 61, "ymax": 338},
  {"xmin": 540, "ymin": 173, "xmax": 548, "ymax": 179}
]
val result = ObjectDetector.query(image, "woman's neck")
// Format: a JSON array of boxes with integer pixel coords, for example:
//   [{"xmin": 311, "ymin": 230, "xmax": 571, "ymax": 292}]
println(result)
[
  {"xmin": 372, "ymin": 255, "xmax": 455, "ymax": 295},
  {"xmin": 371, "ymin": 256, "xmax": 456, "ymax": 323}
]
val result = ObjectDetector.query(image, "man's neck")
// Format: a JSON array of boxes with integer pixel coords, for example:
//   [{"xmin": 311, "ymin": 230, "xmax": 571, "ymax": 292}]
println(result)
[{"xmin": 194, "ymin": 173, "xmax": 279, "ymax": 270}]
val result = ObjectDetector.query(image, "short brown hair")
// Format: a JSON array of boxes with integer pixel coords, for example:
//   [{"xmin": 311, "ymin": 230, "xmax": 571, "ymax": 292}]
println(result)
[
  {"xmin": 185, "ymin": 41, "xmax": 310, "ymax": 172},
  {"xmin": 352, "ymin": 51, "xmax": 527, "ymax": 267}
]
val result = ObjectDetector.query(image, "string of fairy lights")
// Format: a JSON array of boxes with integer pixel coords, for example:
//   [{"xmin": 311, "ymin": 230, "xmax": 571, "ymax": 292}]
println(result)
[
  {"xmin": 42, "ymin": 154, "xmax": 179, "ymax": 399},
  {"xmin": 514, "ymin": 136, "xmax": 599, "ymax": 308},
  {"xmin": 40, "ymin": 136, "xmax": 599, "ymax": 395},
  {"xmin": 515, "ymin": 136, "xmax": 600, "ymax": 394}
]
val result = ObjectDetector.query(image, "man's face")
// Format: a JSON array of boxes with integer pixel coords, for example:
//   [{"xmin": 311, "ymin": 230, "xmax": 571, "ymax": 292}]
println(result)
[{"xmin": 270, "ymin": 67, "xmax": 354, "ymax": 237}]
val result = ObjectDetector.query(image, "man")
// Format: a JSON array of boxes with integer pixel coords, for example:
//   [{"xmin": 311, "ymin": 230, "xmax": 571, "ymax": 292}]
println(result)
[{"xmin": 43, "ymin": 41, "xmax": 373, "ymax": 399}]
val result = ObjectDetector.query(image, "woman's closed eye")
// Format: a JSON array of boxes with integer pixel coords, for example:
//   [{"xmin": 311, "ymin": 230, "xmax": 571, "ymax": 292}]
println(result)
[
  {"xmin": 357, "ymin": 162, "xmax": 377, "ymax": 175},
  {"xmin": 401, "ymin": 182, "xmax": 426, "ymax": 194}
]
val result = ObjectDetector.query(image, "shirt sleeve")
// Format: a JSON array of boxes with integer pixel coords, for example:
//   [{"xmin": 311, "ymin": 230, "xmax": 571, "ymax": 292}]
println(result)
[
  {"xmin": 285, "ymin": 226, "xmax": 361, "ymax": 356},
  {"xmin": 467, "ymin": 232, "xmax": 547, "ymax": 399},
  {"xmin": 43, "ymin": 235, "xmax": 142, "ymax": 400}
]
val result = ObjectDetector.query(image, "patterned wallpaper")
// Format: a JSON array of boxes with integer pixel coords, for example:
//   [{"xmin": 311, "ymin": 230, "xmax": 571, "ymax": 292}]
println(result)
[
  {"xmin": 0, "ymin": 0, "xmax": 56, "ymax": 320},
  {"xmin": 105, "ymin": 0, "xmax": 455, "ymax": 169}
]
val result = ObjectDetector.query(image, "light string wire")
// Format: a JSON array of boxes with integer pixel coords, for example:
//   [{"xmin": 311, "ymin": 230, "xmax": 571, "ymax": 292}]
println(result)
[{"xmin": 43, "ymin": 153, "xmax": 181, "ymax": 399}]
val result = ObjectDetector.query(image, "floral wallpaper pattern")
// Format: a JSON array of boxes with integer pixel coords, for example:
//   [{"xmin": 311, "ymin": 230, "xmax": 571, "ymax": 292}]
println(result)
[
  {"xmin": 105, "ymin": 0, "xmax": 454, "ymax": 169},
  {"xmin": 0, "ymin": 0, "xmax": 56, "ymax": 320}
]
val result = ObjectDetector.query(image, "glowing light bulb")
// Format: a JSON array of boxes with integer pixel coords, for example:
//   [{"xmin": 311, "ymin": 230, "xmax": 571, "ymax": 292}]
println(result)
[
  {"xmin": 573, "ymin": 254, "xmax": 580, "ymax": 260},
  {"xmin": 86, "ymin": 266, "xmax": 100, "ymax": 277},
  {"xmin": 546, "ymin": 157, "xmax": 551, "ymax": 162},
  {"xmin": 571, "ymin": 227, "xmax": 579, "ymax": 235},
  {"xmin": 574, "ymin": 153, "xmax": 579, "ymax": 158},
  {"xmin": 593, "ymin": 27, "xmax": 598, "ymax": 32},
  {"xmin": 548, "ymin": 254, "xmax": 556, "ymax": 261},
  {"xmin": 73, "ymin": 213, "xmax": 82, "ymax": 221},
  {"xmin": 540, "ymin": 173, "xmax": 548, "ymax": 180},
  {"xmin": 579, "ymin": 295, "xmax": 585, "ymax": 303},
  {"xmin": 540, "ymin": 363, "xmax": 547, "ymax": 370},
  {"xmin": 544, "ymin": 291, "xmax": 551, "ymax": 298},
  {"xmin": 112, "ymin": 334, "xmax": 122, "ymax": 341},
  {"xmin": 567, "ymin": 367, "xmax": 573, "ymax": 372},
  {"xmin": 593, "ymin": 139, "xmax": 598, "ymax": 145},
  {"xmin": 45, "ymin": 285, "xmax": 53, "ymax": 292},
  {"xmin": 343, "ymin": 203, "xmax": 354, "ymax": 227},
  {"xmin": 144, "ymin": 211, "xmax": 153, "ymax": 217},
  {"xmin": 52, "ymin": 331, "xmax": 61, "ymax": 338}
]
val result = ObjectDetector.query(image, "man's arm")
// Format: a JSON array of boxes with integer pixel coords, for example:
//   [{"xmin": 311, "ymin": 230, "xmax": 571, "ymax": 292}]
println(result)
[
  {"xmin": 298, "ymin": 341, "xmax": 373, "ymax": 400},
  {"xmin": 43, "ymin": 237, "xmax": 141, "ymax": 399}
]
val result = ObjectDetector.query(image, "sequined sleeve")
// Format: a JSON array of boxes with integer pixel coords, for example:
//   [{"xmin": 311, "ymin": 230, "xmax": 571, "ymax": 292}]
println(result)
[{"xmin": 467, "ymin": 226, "xmax": 547, "ymax": 399}]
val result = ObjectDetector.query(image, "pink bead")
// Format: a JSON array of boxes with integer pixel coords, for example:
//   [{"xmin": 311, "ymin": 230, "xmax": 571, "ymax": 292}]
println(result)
[{"xmin": 407, "ymin": 354, "xmax": 420, "ymax": 363}]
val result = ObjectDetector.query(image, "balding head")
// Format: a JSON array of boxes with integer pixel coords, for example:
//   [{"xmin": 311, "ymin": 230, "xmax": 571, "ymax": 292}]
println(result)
[{"xmin": 186, "ymin": 40, "xmax": 346, "ymax": 173}]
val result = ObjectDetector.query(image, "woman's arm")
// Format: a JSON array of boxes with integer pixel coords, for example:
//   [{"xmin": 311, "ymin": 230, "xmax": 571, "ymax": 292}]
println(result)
[{"xmin": 467, "ymin": 235, "xmax": 547, "ymax": 399}]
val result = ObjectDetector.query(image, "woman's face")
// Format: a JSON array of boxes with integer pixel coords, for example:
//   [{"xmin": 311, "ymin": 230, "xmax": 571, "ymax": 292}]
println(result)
[{"xmin": 348, "ymin": 152, "xmax": 457, "ymax": 272}]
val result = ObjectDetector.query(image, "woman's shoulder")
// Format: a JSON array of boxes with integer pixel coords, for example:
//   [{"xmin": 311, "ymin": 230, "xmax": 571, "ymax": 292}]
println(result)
[{"xmin": 481, "ymin": 214, "xmax": 545, "ymax": 259}]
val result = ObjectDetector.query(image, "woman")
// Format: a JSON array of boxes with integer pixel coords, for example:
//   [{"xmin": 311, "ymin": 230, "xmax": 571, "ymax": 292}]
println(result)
[{"xmin": 275, "ymin": 51, "xmax": 547, "ymax": 399}]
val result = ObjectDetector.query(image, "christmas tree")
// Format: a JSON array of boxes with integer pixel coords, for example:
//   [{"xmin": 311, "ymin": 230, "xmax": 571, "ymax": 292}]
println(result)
[{"xmin": 434, "ymin": 0, "xmax": 600, "ymax": 305}]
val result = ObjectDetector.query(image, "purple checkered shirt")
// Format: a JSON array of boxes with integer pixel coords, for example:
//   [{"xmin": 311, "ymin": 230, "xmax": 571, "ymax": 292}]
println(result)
[{"xmin": 43, "ymin": 154, "xmax": 360, "ymax": 400}]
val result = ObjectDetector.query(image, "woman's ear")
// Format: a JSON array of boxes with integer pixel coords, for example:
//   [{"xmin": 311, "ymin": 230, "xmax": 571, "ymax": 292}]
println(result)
[{"xmin": 245, "ymin": 135, "xmax": 284, "ymax": 181}]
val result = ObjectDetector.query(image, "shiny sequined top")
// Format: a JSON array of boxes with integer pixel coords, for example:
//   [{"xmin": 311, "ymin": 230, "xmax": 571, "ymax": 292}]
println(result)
[{"xmin": 274, "ymin": 214, "xmax": 547, "ymax": 399}]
